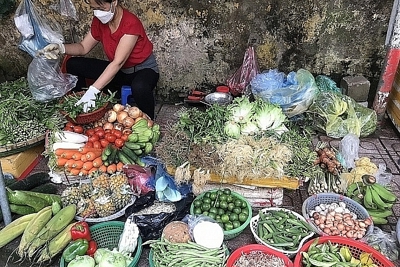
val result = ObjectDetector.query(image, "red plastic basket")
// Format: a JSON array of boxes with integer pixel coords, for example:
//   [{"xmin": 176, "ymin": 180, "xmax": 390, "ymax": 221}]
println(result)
[
  {"xmin": 293, "ymin": 236, "xmax": 395, "ymax": 267},
  {"xmin": 227, "ymin": 244, "xmax": 294, "ymax": 267}
]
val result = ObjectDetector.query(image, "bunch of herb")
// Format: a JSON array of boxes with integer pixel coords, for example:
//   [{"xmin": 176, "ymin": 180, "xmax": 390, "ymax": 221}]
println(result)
[
  {"xmin": 57, "ymin": 89, "xmax": 116, "ymax": 119},
  {"xmin": 176, "ymin": 105, "xmax": 230, "ymax": 145},
  {"xmin": 0, "ymin": 77, "xmax": 64, "ymax": 146}
]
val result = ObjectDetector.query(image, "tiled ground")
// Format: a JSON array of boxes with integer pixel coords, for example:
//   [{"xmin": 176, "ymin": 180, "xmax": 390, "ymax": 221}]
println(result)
[{"xmin": 1, "ymin": 102, "xmax": 400, "ymax": 266}]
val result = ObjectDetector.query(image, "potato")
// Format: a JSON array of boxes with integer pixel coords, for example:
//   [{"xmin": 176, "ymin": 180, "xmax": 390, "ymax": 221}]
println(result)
[{"xmin": 162, "ymin": 221, "xmax": 191, "ymax": 243}]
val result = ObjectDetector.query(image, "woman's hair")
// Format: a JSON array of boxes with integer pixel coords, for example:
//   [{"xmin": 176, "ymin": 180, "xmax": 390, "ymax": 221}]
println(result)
[{"xmin": 84, "ymin": 0, "xmax": 114, "ymax": 5}]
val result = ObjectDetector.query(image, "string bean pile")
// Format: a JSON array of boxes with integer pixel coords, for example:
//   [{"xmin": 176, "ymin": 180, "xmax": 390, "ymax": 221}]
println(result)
[{"xmin": 145, "ymin": 238, "xmax": 227, "ymax": 267}]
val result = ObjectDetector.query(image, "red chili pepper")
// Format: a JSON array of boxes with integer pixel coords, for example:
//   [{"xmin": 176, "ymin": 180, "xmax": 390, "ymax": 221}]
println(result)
[
  {"xmin": 71, "ymin": 221, "xmax": 91, "ymax": 241},
  {"xmin": 86, "ymin": 240, "xmax": 97, "ymax": 257}
]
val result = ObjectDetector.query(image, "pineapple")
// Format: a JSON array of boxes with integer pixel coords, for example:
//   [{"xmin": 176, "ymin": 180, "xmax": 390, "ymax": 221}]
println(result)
[
  {"xmin": 77, "ymin": 198, "xmax": 98, "ymax": 218},
  {"xmin": 80, "ymin": 183, "xmax": 93, "ymax": 199},
  {"xmin": 61, "ymin": 186, "xmax": 82, "ymax": 206},
  {"xmin": 112, "ymin": 185, "xmax": 133, "ymax": 210},
  {"xmin": 92, "ymin": 173, "xmax": 110, "ymax": 189},
  {"xmin": 94, "ymin": 195, "xmax": 116, "ymax": 217},
  {"xmin": 109, "ymin": 173, "xmax": 129, "ymax": 191}
]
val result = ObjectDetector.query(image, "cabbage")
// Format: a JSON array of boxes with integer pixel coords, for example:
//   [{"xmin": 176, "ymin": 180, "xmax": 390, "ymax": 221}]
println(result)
[
  {"xmin": 67, "ymin": 255, "xmax": 95, "ymax": 267},
  {"xmin": 94, "ymin": 248, "xmax": 131, "ymax": 267},
  {"xmin": 94, "ymin": 248, "xmax": 112, "ymax": 264},
  {"xmin": 224, "ymin": 120, "xmax": 241, "ymax": 139}
]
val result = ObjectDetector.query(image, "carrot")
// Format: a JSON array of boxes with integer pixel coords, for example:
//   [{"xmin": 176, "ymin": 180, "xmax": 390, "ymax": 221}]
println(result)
[
  {"xmin": 56, "ymin": 157, "xmax": 68, "ymax": 167},
  {"xmin": 55, "ymin": 148, "xmax": 73, "ymax": 156},
  {"xmin": 80, "ymin": 154, "xmax": 88, "ymax": 162},
  {"xmin": 79, "ymin": 169, "xmax": 89, "ymax": 176},
  {"xmin": 64, "ymin": 159, "xmax": 76, "ymax": 169},
  {"xmin": 72, "ymin": 160, "xmax": 84, "ymax": 169},
  {"xmin": 79, "ymin": 147, "xmax": 103, "ymax": 154},
  {"xmin": 72, "ymin": 152, "xmax": 82, "ymax": 160},
  {"xmin": 69, "ymin": 168, "xmax": 81, "ymax": 176},
  {"xmin": 107, "ymin": 164, "xmax": 117, "ymax": 174},
  {"xmin": 88, "ymin": 167, "xmax": 99, "ymax": 175},
  {"xmin": 60, "ymin": 150, "xmax": 77, "ymax": 159},
  {"xmin": 92, "ymin": 157, "xmax": 103, "ymax": 168},
  {"xmin": 116, "ymin": 162, "xmax": 124, "ymax": 172},
  {"xmin": 82, "ymin": 161, "xmax": 93, "ymax": 171},
  {"xmin": 85, "ymin": 150, "xmax": 103, "ymax": 161},
  {"xmin": 98, "ymin": 165, "xmax": 106, "ymax": 173}
]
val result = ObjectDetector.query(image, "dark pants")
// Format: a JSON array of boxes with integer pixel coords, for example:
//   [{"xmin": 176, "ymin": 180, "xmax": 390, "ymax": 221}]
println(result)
[{"xmin": 66, "ymin": 57, "xmax": 159, "ymax": 119}]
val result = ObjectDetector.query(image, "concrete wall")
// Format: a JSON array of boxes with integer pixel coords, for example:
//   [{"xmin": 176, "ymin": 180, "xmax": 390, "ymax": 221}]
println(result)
[{"xmin": 0, "ymin": 0, "xmax": 392, "ymax": 102}]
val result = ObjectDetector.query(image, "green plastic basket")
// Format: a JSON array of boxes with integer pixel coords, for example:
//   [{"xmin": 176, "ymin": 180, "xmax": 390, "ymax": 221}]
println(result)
[
  {"xmin": 190, "ymin": 189, "xmax": 252, "ymax": 240},
  {"xmin": 59, "ymin": 221, "xmax": 142, "ymax": 267}
]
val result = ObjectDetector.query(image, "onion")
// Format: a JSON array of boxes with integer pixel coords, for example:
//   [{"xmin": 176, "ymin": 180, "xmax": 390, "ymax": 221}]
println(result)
[
  {"xmin": 117, "ymin": 111, "xmax": 129, "ymax": 124},
  {"xmin": 122, "ymin": 129, "xmax": 132, "ymax": 135},
  {"xmin": 147, "ymin": 119, "xmax": 154, "ymax": 128},
  {"xmin": 123, "ymin": 116, "xmax": 135, "ymax": 128},
  {"xmin": 127, "ymin": 106, "xmax": 142, "ymax": 119},
  {"xmin": 113, "ymin": 103, "xmax": 125, "ymax": 112},
  {"xmin": 114, "ymin": 123, "xmax": 124, "ymax": 131},
  {"xmin": 103, "ymin": 122, "xmax": 114, "ymax": 131},
  {"xmin": 106, "ymin": 110, "xmax": 117, "ymax": 123}
]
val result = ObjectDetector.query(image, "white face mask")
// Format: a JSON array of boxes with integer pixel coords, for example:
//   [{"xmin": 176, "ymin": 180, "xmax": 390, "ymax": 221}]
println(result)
[{"xmin": 93, "ymin": 1, "xmax": 116, "ymax": 24}]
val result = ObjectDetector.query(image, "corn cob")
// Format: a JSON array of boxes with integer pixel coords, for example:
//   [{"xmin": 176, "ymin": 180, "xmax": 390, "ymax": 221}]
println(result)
[{"xmin": 0, "ymin": 213, "xmax": 37, "ymax": 248}]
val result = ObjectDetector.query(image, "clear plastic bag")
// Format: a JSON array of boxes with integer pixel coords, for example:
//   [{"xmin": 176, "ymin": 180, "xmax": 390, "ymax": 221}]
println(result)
[
  {"xmin": 51, "ymin": 0, "xmax": 78, "ymax": 21},
  {"xmin": 27, "ymin": 57, "xmax": 77, "ymax": 102},
  {"xmin": 362, "ymin": 227, "xmax": 399, "ymax": 262},
  {"xmin": 374, "ymin": 163, "xmax": 393, "ymax": 186},
  {"xmin": 226, "ymin": 46, "xmax": 260, "ymax": 96},
  {"xmin": 339, "ymin": 133, "xmax": 360, "ymax": 169},
  {"xmin": 182, "ymin": 214, "xmax": 224, "ymax": 248},
  {"xmin": 14, "ymin": 0, "xmax": 63, "ymax": 57}
]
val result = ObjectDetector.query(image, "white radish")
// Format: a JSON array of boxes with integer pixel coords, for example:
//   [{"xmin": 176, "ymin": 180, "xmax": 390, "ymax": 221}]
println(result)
[
  {"xmin": 52, "ymin": 142, "xmax": 85, "ymax": 151},
  {"xmin": 54, "ymin": 131, "xmax": 88, "ymax": 143}
]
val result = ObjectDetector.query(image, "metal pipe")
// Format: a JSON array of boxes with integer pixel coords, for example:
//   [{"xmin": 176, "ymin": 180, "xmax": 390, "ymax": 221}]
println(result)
[{"xmin": 0, "ymin": 161, "xmax": 12, "ymax": 225}]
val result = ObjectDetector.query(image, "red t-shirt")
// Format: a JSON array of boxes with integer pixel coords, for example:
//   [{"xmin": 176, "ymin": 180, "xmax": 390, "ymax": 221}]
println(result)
[{"xmin": 91, "ymin": 9, "xmax": 153, "ymax": 68}]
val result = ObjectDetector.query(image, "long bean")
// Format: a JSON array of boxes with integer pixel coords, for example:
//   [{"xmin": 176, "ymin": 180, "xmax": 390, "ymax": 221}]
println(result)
[{"xmin": 145, "ymin": 238, "xmax": 227, "ymax": 267}]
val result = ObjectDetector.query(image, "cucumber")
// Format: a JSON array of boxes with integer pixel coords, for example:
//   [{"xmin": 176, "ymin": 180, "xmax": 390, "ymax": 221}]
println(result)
[
  {"xmin": 121, "ymin": 146, "xmax": 139, "ymax": 162},
  {"xmin": 109, "ymin": 145, "xmax": 119, "ymax": 164},
  {"xmin": 124, "ymin": 142, "xmax": 141, "ymax": 150},
  {"xmin": 8, "ymin": 172, "xmax": 50, "ymax": 191},
  {"xmin": 9, "ymin": 204, "xmax": 36, "ymax": 215},
  {"xmin": 117, "ymin": 150, "xmax": 134, "ymax": 165}
]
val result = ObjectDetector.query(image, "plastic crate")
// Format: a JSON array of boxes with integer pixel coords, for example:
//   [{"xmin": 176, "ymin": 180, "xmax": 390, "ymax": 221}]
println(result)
[
  {"xmin": 227, "ymin": 244, "xmax": 294, "ymax": 267},
  {"xmin": 302, "ymin": 193, "xmax": 373, "ymax": 238},
  {"xmin": 250, "ymin": 207, "xmax": 315, "ymax": 258},
  {"xmin": 294, "ymin": 236, "xmax": 395, "ymax": 267},
  {"xmin": 190, "ymin": 189, "xmax": 252, "ymax": 240},
  {"xmin": 60, "ymin": 221, "xmax": 142, "ymax": 267}
]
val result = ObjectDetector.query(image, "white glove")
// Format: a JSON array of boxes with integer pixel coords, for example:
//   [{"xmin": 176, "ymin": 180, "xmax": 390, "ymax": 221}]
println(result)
[
  {"xmin": 36, "ymin": 43, "xmax": 65, "ymax": 59},
  {"xmin": 75, "ymin": 86, "xmax": 100, "ymax": 112}
]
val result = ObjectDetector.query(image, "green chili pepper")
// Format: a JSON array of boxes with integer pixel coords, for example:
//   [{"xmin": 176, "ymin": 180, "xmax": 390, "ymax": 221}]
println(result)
[{"xmin": 62, "ymin": 238, "xmax": 89, "ymax": 262}]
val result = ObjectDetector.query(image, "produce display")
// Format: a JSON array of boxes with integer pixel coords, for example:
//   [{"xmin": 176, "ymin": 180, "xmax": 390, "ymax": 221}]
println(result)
[
  {"xmin": 346, "ymin": 175, "xmax": 397, "ymax": 224},
  {"xmin": 231, "ymin": 250, "xmax": 287, "ymax": 267}
]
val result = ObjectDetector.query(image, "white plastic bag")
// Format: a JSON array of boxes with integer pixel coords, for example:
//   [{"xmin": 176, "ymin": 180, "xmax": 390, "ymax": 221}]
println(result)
[{"xmin": 339, "ymin": 133, "xmax": 360, "ymax": 169}]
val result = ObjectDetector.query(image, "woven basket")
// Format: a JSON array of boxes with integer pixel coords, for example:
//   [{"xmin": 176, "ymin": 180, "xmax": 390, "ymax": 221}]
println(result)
[
  {"xmin": 302, "ymin": 193, "xmax": 373, "ymax": 238},
  {"xmin": 250, "ymin": 207, "xmax": 315, "ymax": 258},
  {"xmin": 60, "ymin": 91, "xmax": 110, "ymax": 125},
  {"xmin": 227, "ymin": 244, "xmax": 294, "ymax": 267},
  {"xmin": 0, "ymin": 133, "xmax": 45, "ymax": 157},
  {"xmin": 294, "ymin": 236, "xmax": 395, "ymax": 267},
  {"xmin": 60, "ymin": 221, "xmax": 142, "ymax": 267},
  {"xmin": 189, "ymin": 189, "xmax": 252, "ymax": 240}
]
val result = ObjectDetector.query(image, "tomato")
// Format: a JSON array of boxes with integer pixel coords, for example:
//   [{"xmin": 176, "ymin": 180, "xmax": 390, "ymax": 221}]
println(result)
[
  {"xmin": 93, "ymin": 141, "xmax": 102, "ymax": 149},
  {"xmin": 121, "ymin": 134, "xmax": 129, "ymax": 141},
  {"xmin": 85, "ymin": 141, "xmax": 94, "ymax": 148},
  {"xmin": 105, "ymin": 129, "xmax": 111, "ymax": 133},
  {"xmin": 63, "ymin": 126, "xmax": 73, "ymax": 131},
  {"xmin": 88, "ymin": 135, "xmax": 99, "ymax": 142},
  {"xmin": 94, "ymin": 126, "xmax": 103, "ymax": 132},
  {"xmin": 94, "ymin": 129, "xmax": 105, "ymax": 138},
  {"xmin": 105, "ymin": 134, "xmax": 117, "ymax": 143},
  {"xmin": 114, "ymin": 138, "xmax": 124, "ymax": 148},
  {"xmin": 85, "ymin": 129, "xmax": 95, "ymax": 137},
  {"xmin": 73, "ymin": 125, "xmax": 84, "ymax": 134},
  {"xmin": 111, "ymin": 129, "xmax": 122, "ymax": 138},
  {"xmin": 65, "ymin": 122, "xmax": 75, "ymax": 130},
  {"xmin": 100, "ymin": 139, "xmax": 110, "ymax": 148}
]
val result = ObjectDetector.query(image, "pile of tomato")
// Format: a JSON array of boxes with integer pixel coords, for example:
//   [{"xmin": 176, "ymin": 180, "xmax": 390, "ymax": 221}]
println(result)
[{"xmin": 192, "ymin": 189, "xmax": 250, "ymax": 231}]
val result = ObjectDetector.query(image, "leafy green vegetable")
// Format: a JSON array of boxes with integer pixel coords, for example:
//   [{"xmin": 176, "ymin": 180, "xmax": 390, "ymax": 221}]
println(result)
[{"xmin": 67, "ymin": 255, "xmax": 95, "ymax": 267}]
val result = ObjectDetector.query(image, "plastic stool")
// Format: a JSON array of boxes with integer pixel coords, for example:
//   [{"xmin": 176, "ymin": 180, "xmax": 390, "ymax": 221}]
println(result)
[{"xmin": 121, "ymin": 85, "xmax": 133, "ymax": 105}]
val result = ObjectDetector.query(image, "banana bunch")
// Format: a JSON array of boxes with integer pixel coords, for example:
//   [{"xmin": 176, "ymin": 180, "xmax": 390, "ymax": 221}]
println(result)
[{"xmin": 346, "ymin": 175, "xmax": 397, "ymax": 224}]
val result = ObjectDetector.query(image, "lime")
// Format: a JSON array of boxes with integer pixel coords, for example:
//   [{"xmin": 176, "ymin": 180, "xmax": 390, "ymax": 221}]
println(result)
[
  {"xmin": 193, "ymin": 199, "xmax": 202, "ymax": 208},
  {"xmin": 216, "ymin": 218, "xmax": 223, "ymax": 224},
  {"xmin": 202, "ymin": 197, "xmax": 212, "ymax": 204},
  {"xmin": 209, "ymin": 207, "xmax": 218, "ymax": 214},
  {"xmin": 201, "ymin": 203, "xmax": 211, "ymax": 211},
  {"xmin": 232, "ymin": 220, "xmax": 241, "ymax": 229},
  {"xmin": 227, "ymin": 202, "xmax": 235, "ymax": 211},
  {"xmin": 221, "ymin": 214, "xmax": 230, "ymax": 223},
  {"xmin": 210, "ymin": 192, "xmax": 217, "ymax": 200},
  {"xmin": 208, "ymin": 212, "xmax": 216, "ymax": 220},
  {"xmin": 229, "ymin": 213, "xmax": 238, "ymax": 222},
  {"xmin": 233, "ymin": 207, "xmax": 242, "ymax": 215},
  {"xmin": 241, "ymin": 201, "xmax": 248, "ymax": 209},
  {"xmin": 219, "ymin": 201, "xmax": 228, "ymax": 210},
  {"xmin": 241, "ymin": 208, "xmax": 249, "ymax": 215},
  {"xmin": 223, "ymin": 188, "xmax": 232, "ymax": 195},
  {"xmin": 216, "ymin": 190, "xmax": 224, "ymax": 196},
  {"xmin": 219, "ymin": 194, "xmax": 228, "ymax": 202},
  {"xmin": 204, "ymin": 192, "xmax": 211, "ymax": 199},
  {"xmin": 224, "ymin": 222, "xmax": 234, "ymax": 231},
  {"xmin": 213, "ymin": 200, "xmax": 220, "ymax": 208},
  {"xmin": 238, "ymin": 212, "xmax": 248, "ymax": 222},
  {"xmin": 226, "ymin": 195, "xmax": 233, "ymax": 203},
  {"xmin": 215, "ymin": 214, "xmax": 221, "ymax": 220},
  {"xmin": 217, "ymin": 208, "xmax": 225, "ymax": 216},
  {"xmin": 202, "ymin": 211, "xmax": 209, "ymax": 216},
  {"xmin": 194, "ymin": 207, "xmax": 202, "ymax": 215},
  {"xmin": 234, "ymin": 199, "xmax": 243, "ymax": 207}
]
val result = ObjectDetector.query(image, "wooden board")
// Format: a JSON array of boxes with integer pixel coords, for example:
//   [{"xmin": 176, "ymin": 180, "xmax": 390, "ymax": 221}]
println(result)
[{"xmin": 166, "ymin": 166, "xmax": 300, "ymax": 190}]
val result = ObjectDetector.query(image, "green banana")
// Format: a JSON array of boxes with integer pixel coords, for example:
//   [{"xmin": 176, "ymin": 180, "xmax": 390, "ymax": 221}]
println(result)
[
  {"xmin": 346, "ymin": 182, "xmax": 365, "ymax": 198},
  {"xmin": 371, "ymin": 183, "xmax": 397, "ymax": 203},
  {"xmin": 363, "ymin": 187, "xmax": 376, "ymax": 209},
  {"xmin": 369, "ymin": 186, "xmax": 390, "ymax": 209},
  {"xmin": 366, "ymin": 208, "xmax": 393, "ymax": 218},
  {"xmin": 370, "ymin": 215, "xmax": 388, "ymax": 225}
]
